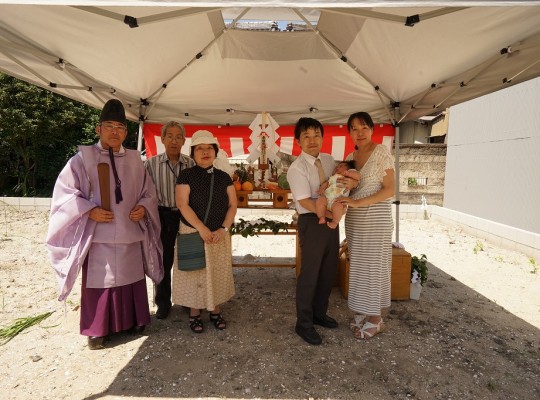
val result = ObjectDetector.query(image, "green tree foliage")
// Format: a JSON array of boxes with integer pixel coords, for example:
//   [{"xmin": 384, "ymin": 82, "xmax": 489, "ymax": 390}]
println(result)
[{"xmin": 0, "ymin": 74, "xmax": 139, "ymax": 196}]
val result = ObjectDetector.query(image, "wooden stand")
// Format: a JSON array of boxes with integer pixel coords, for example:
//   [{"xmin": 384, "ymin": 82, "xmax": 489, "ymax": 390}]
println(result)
[
  {"xmin": 338, "ymin": 245, "xmax": 412, "ymax": 300},
  {"xmin": 235, "ymin": 188, "xmax": 290, "ymax": 209},
  {"xmin": 390, "ymin": 248, "xmax": 413, "ymax": 300},
  {"xmin": 232, "ymin": 225, "xmax": 300, "ymax": 271},
  {"xmin": 268, "ymin": 189, "xmax": 291, "ymax": 209},
  {"xmin": 235, "ymin": 190, "xmax": 252, "ymax": 208}
]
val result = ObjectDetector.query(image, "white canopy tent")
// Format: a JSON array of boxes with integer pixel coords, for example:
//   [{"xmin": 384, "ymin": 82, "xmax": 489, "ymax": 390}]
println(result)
[
  {"xmin": 2, "ymin": 1, "xmax": 540, "ymax": 240},
  {"xmin": 1, "ymin": 1, "xmax": 540, "ymax": 127}
]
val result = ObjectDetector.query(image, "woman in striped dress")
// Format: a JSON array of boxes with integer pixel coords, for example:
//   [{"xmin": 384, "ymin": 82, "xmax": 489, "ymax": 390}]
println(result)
[{"xmin": 339, "ymin": 112, "xmax": 395, "ymax": 340}]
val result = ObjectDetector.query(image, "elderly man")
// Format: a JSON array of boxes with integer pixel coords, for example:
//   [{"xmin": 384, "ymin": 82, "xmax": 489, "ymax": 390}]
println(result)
[
  {"xmin": 47, "ymin": 99, "xmax": 163, "ymax": 350},
  {"xmin": 144, "ymin": 121, "xmax": 194, "ymax": 319}
]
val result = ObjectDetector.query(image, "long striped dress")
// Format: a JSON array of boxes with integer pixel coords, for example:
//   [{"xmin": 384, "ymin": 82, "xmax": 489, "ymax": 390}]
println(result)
[{"xmin": 345, "ymin": 145, "xmax": 394, "ymax": 315}]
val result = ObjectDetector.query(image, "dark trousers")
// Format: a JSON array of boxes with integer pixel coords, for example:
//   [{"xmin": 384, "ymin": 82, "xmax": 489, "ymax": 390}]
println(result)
[
  {"xmin": 155, "ymin": 208, "xmax": 181, "ymax": 310},
  {"xmin": 296, "ymin": 213, "xmax": 339, "ymax": 330}
]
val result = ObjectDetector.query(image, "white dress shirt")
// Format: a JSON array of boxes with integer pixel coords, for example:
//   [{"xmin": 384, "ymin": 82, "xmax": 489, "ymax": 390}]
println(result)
[{"xmin": 287, "ymin": 151, "xmax": 335, "ymax": 214}]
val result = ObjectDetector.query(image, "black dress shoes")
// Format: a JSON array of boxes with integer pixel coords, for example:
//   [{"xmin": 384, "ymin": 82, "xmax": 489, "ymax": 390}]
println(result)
[
  {"xmin": 87, "ymin": 336, "xmax": 105, "ymax": 350},
  {"xmin": 313, "ymin": 315, "xmax": 339, "ymax": 329},
  {"xmin": 155, "ymin": 306, "xmax": 170, "ymax": 319},
  {"xmin": 295, "ymin": 326, "xmax": 322, "ymax": 345}
]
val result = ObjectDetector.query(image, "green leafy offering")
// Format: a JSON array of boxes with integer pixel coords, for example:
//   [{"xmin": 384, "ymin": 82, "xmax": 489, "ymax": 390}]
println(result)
[
  {"xmin": 0, "ymin": 311, "xmax": 54, "ymax": 345},
  {"xmin": 234, "ymin": 164, "xmax": 250, "ymax": 183},
  {"xmin": 231, "ymin": 218, "xmax": 290, "ymax": 238},
  {"xmin": 277, "ymin": 173, "xmax": 290, "ymax": 190}
]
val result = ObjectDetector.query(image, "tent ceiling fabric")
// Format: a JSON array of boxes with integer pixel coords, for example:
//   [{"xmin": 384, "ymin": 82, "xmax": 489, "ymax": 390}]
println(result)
[
  {"xmin": 2, "ymin": 2, "xmax": 539, "ymax": 5},
  {"xmin": 1, "ymin": 2, "xmax": 540, "ymax": 126}
]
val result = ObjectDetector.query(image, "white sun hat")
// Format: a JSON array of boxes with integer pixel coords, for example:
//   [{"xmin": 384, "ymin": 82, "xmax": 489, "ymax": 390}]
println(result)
[{"xmin": 190, "ymin": 130, "xmax": 219, "ymax": 147}]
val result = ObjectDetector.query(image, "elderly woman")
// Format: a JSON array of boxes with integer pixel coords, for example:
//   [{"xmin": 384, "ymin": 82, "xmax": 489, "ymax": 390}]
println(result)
[
  {"xmin": 338, "ymin": 112, "xmax": 395, "ymax": 340},
  {"xmin": 172, "ymin": 130, "xmax": 237, "ymax": 333}
]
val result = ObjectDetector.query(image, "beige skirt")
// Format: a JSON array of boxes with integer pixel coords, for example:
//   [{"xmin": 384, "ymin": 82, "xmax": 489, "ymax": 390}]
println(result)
[{"xmin": 172, "ymin": 224, "xmax": 235, "ymax": 310}]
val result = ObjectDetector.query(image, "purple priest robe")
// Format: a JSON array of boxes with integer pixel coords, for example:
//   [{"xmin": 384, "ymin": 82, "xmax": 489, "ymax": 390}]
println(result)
[{"xmin": 46, "ymin": 144, "xmax": 163, "ymax": 301}]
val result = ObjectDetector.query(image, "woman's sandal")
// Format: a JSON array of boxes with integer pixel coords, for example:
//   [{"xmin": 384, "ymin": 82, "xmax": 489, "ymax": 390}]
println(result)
[
  {"xmin": 209, "ymin": 313, "xmax": 226, "ymax": 330},
  {"xmin": 355, "ymin": 318, "xmax": 385, "ymax": 340},
  {"xmin": 349, "ymin": 314, "xmax": 367, "ymax": 336},
  {"xmin": 189, "ymin": 315, "xmax": 204, "ymax": 333}
]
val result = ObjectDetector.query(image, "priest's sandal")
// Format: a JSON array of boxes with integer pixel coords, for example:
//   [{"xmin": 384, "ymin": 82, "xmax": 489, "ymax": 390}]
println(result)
[
  {"xmin": 209, "ymin": 313, "xmax": 226, "ymax": 330},
  {"xmin": 189, "ymin": 315, "xmax": 204, "ymax": 333},
  {"xmin": 128, "ymin": 325, "xmax": 146, "ymax": 335},
  {"xmin": 87, "ymin": 336, "xmax": 105, "ymax": 350}
]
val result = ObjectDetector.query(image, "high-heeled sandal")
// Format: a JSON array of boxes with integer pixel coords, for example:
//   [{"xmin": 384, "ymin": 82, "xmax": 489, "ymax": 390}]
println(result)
[
  {"xmin": 189, "ymin": 315, "xmax": 204, "ymax": 333},
  {"xmin": 349, "ymin": 314, "xmax": 367, "ymax": 336},
  {"xmin": 209, "ymin": 313, "xmax": 226, "ymax": 330},
  {"xmin": 356, "ymin": 318, "xmax": 385, "ymax": 340}
]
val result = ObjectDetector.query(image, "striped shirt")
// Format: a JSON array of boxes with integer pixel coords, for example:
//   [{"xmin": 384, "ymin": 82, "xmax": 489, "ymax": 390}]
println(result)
[{"xmin": 144, "ymin": 152, "xmax": 195, "ymax": 208}]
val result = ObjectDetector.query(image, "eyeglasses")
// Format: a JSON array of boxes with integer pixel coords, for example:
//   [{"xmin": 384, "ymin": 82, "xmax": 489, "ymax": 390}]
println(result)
[{"xmin": 101, "ymin": 123, "xmax": 127, "ymax": 133}]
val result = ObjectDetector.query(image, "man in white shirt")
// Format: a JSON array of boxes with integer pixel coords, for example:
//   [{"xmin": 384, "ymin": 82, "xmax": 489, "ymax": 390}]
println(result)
[{"xmin": 287, "ymin": 117, "xmax": 353, "ymax": 345}]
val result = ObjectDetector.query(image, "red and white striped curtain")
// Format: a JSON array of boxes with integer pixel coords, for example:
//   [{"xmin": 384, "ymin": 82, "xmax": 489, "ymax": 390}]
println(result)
[{"xmin": 143, "ymin": 123, "xmax": 395, "ymax": 161}]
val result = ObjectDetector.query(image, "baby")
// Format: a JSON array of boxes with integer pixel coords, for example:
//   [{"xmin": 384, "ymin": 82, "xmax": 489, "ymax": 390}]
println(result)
[{"xmin": 315, "ymin": 160, "xmax": 360, "ymax": 229}]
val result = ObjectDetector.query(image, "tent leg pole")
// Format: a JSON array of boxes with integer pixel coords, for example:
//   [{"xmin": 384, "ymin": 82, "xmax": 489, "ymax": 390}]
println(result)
[
  {"xmin": 137, "ymin": 120, "xmax": 145, "ymax": 153},
  {"xmin": 393, "ymin": 111, "xmax": 400, "ymax": 244}
]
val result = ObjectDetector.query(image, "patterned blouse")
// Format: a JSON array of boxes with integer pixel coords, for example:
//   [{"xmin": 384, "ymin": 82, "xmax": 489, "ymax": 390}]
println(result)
[{"xmin": 347, "ymin": 144, "xmax": 394, "ymax": 200}]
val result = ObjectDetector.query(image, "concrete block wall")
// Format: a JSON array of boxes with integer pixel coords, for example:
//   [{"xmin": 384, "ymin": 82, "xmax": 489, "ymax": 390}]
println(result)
[
  {"xmin": 1, "ymin": 197, "xmax": 51, "ymax": 210},
  {"xmin": 398, "ymin": 144, "xmax": 447, "ymax": 206}
]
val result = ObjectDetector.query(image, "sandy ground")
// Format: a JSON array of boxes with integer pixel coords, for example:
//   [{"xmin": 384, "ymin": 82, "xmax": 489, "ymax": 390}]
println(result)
[{"xmin": 0, "ymin": 207, "xmax": 539, "ymax": 400}]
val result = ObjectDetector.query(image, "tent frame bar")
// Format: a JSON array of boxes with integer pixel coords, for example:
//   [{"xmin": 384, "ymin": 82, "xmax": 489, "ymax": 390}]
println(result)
[
  {"xmin": 72, "ymin": 6, "xmax": 221, "ymax": 27},
  {"xmin": 323, "ymin": 7, "xmax": 467, "ymax": 26}
]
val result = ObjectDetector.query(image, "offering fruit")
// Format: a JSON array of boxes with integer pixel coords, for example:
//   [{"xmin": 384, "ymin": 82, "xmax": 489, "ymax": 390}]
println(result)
[
  {"xmin": 233, "ymin": 181, "xmax": 242, "ymax": 191},
  {"xmin": 241, "ymin": 181, "xmax": 254, "ymax": 191},
  {"xmin": 266, "ymin": 182, "xmax": 279, "ymax": 190}
]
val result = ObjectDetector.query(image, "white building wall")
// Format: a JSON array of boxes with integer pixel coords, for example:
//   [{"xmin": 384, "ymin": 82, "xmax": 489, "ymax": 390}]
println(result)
[{"xmin": 445, "ymin": 77, "xmax": 540, "ymax": 234}]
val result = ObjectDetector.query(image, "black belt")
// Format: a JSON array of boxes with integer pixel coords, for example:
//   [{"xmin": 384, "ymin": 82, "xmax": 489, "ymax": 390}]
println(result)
[
  {"xmin": 158, "ymin": 206, "xmax": 179, "ymax": 212},
  {"xmin": 299, "ymin": 213, "xmax": 317, "ymax": 217}
]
